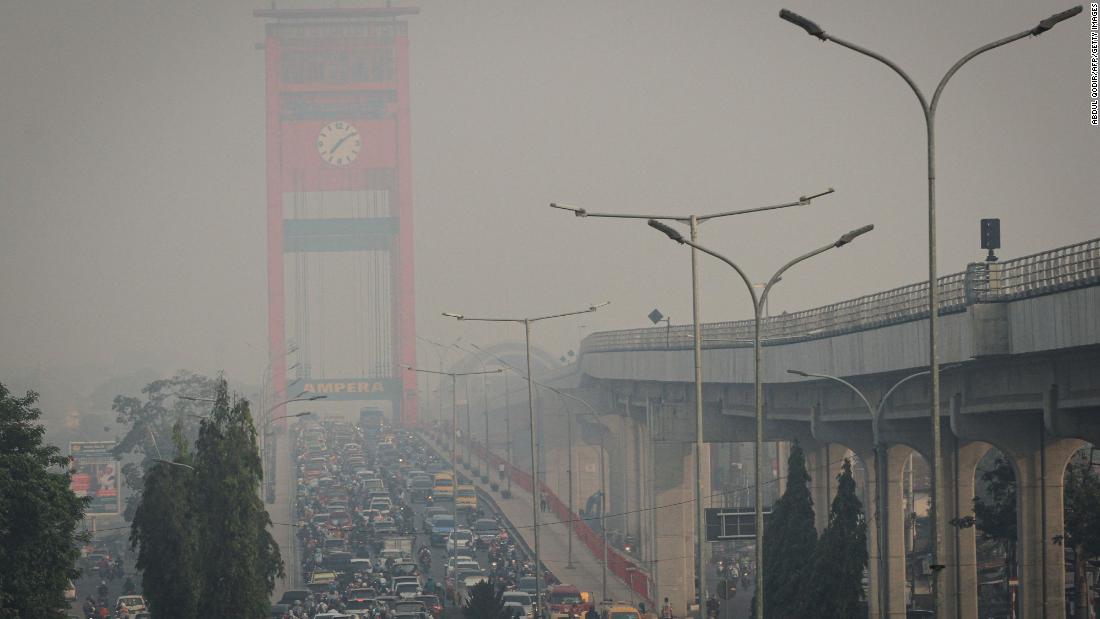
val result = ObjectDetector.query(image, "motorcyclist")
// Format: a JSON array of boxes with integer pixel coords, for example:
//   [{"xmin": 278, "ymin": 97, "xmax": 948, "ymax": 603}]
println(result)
[
  {"xmin": 96, "ymin": 580, "xmax": 108, "ymax": 600},
  {"xmin": 705, "ymin": 595, "xmax": 719, "ymax": 618}
]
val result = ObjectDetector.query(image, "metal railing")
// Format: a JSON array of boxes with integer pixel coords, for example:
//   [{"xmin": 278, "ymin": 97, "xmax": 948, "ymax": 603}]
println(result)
[{"xmin": 582, "ymin": 237, "xmax": 1100, "ymax": 354}]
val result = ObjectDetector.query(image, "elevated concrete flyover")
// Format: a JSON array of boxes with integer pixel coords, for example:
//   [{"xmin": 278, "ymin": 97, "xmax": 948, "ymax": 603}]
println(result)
[{"xmin": 569, "ymin": 237, "xmax": 1100, "ymax": 619}]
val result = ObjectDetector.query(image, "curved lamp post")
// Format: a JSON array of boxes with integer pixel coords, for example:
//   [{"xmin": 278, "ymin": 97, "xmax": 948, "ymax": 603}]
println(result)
[
  {"xmin": 648, "ymin": 219, "xmax": 873, "ymax": 619},
  {"xmin": 787, "ymin": 366, "xmax": 959, "ymax": 618},
  {"xmin": 778, "ymin": 7, "xmax": 1081, "ymax": 615}
]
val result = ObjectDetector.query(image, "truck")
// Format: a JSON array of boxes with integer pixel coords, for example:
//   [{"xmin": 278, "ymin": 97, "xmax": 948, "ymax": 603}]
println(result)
[
  {"xmin": 379, "ymin": 535, "xmax": 415, "ymax": 561},
  {"xmin": 545, "ymin": 584, "xmax": 591, "ymax": 618}
]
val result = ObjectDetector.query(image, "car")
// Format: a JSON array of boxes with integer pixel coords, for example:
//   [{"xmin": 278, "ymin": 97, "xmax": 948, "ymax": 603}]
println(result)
[
  {"xmin": 115, "ymin": 595, "xmax": 147, "ymax": 613},
  {"xmin": 446, "ymin": 529, "xmax": 474, "ymax": 553},
  {"xmin": 393, "ymin": 581, "xmax": 421, "ymax": 598},
  {"xmin": 393, "ymin": 600, "xmax": 429, "ymax": 615},
  {"xmin": 516, "ymin": 576, "xmax": 538, "ymax": 596},
  {"xmin": 472, "ymin": 518, "xmax": 501, "ymax": 542},
  {"xmin": 414, "ymin": 594, "xmax": 443, "ymax": 619},
  {"xmin": 446, "ymin": 557, "xmax": 480, "ymax": 578},
  {"xmin": 278, "ymin": 589, "xmax": 312, "ymax": 605},
  {"xmin": 502, "ymin": 591, "xmax": 534, "ymax": 617},
  {"xmin": 605, "ymin": 604, "xmax": 642, "ymax": 619},
  {"xmin": 429, "ymin": 515, "xmax": 456, "ymax": 546}
]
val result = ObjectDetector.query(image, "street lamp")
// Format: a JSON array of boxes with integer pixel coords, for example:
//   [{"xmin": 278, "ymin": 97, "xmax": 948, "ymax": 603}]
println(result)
[
  {"xmin": 778, "ymin": 7, "xmax": 1080, "ymax": 615},
  {"xmin": 404, "ymin": 364, "xmax": 502, "ymax": 566},
  {"xmin": 788, "ymin": 365, "xmax": 958, "ymax": 618},
  {"xmin": 443, "ymin": 302, "xmax": 609, "ymax": 612},
  {"xmin": 649, "ymin": 219, "xmax": 873, "ymax": 618},
  {"xmin": 550, "ymin": 188, "xmax": 833, "ymax": 605}
]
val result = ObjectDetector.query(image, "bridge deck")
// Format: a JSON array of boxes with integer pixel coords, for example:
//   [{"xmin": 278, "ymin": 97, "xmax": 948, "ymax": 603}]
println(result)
[{"xmin": 423, "ymin": 433, "xmax": 640, "ymax": 606}]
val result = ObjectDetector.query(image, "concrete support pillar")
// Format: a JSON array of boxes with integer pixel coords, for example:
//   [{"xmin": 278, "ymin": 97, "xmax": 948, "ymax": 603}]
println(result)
[
  {"xmin": 879, "ymin": 444, "xmax": 915, "ymax": 619},
  {"xmin": 941, "ymin": 440, "xmax": 992, "ymax": 619},
  {"xmin": 805, "ymin": 442, "xmax": 842, "ymax": 533},
  {"xmin": 653, "ymin": 441, "xmax": 695, "ymax": 614},
  {"xmin": 950, "ymin": 391, "xmax": 1084, "ymax": 619},
  {"xmin": 1010, "ymin": 434, "xmax": 1081, "ymax": 619}
]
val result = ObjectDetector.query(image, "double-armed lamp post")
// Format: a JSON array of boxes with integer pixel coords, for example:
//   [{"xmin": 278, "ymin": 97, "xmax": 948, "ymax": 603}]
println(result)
[
  {"xmin": 443, "ymin": 301, "xmax": 609, "ymax": 615},
  {"xmin": 550, "ymin": 189, "xmax": 834, "ymax": 605},
  {"xmin": 778, "ymin": 7, "xmax": 1080, "ymax": 615},
  {"xmin": 647, "ymin": 219, "xmax": 873, "ymax": 619}
]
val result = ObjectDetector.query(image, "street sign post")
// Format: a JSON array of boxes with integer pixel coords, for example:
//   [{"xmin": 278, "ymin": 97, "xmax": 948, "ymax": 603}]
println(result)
[{"xmin": 705, "ymin": 507, "xmax": 771, "ymax": 541}]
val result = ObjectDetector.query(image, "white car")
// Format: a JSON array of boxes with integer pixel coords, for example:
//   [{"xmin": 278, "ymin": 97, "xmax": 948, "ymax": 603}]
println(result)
[
  {"xmin": 502, "ymin": 591, "xmax": 534, "ymax": 617},
  {"xmin": 446, "ymin": 557, "xmax": 480, "ymax": 578},
  {"xmin": 116, "ymin": 595, "xmax": 147, "ymax": 613},
  {"xmin": 445, "ymin": 529, "xmax": 474, "ymax": 553},
  {"xmin": 393, "ymin": 581, "xmax": 421, "ymax": 599}
]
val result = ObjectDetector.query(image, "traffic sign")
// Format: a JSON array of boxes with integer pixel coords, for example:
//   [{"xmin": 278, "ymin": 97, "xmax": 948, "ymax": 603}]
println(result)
[{"xmin": 705, "ymin": 507, "xmax": 771, "ymax": 541}]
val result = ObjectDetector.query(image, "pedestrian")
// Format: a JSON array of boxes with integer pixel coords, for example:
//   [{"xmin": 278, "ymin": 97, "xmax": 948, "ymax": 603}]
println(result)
[
  {"xmin": 539, "ymin": 492, "xmax": 548, "ymax": 512},
  {"xmin": 661, "ymin": 597, "xmax": 673, "ymax": 619}
]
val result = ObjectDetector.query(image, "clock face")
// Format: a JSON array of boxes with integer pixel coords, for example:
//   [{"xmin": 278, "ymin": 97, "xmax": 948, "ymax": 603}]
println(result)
[{"xmin": 316, "ymin": 121, "xmax": 361, "ymax": 166}]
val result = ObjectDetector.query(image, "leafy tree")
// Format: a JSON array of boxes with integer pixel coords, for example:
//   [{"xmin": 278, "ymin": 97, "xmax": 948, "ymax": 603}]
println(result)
[
  {"xmin": 754, "ymin": 440, "xmax": 816, "ymax": 619},
  {"xmin": 462, "ymin": 580, "xmax": 505, "ymax": 619},
  {"xmin": 130, "ymin": 422, "xmax": 199, "ymax": 619},
  {"xmin": 800, "ymin": 459, "xmax": 868, "ymax": 619},
  {"xmin": 0, "ymin": 382, "xmax": 89, "ymax": 618},
  {"xmin": 112, "ymin": 371, "xmax": 218, "ymax": 520},
  {"xmin": 193, "ymin": 379, "xmax": 283, "ymax": 618},
  {"xmin": 1059, "ymin": 451, "xmax": 1100, "ymax": 619}
]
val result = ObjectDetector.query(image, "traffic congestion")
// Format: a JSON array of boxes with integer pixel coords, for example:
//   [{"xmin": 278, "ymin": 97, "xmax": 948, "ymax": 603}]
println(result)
[{"xmin": 275, "ymin": 410, "xmax": 614, "ymax": 619}]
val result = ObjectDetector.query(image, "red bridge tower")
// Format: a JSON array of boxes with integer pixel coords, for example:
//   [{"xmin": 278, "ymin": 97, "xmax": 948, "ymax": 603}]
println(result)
[{"xmin": 256, "ymin": 7, "xmax": 419, "ymax": 424}]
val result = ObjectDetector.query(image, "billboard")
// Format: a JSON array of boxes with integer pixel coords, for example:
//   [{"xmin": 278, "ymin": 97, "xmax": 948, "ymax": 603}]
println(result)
[{"xmin": 70, "ymin": 441, "xmax": 120, "ymax": 516}]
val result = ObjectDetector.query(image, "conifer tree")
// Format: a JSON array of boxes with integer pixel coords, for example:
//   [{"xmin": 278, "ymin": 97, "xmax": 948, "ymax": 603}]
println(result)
[
  {"xmin": 754, "ymin": 441, "xmax": 817, "ymax": 619},
  {"xmin": 130, "ymin": 422, "xmax": 199, "ymax": 619},
  {"xmin": 800, "ymin": 458, "xmax": 867, "ymax": 619},
  {"xmin": 192, "ymin": 379, "xmax": 283, "ymax": 618}
]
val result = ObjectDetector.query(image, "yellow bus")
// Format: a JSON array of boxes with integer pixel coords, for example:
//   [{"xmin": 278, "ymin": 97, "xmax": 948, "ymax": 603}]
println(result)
[
  {"xmin": 432, "ymin": 472, "xmax": 454, "ymax": 499},
  {"xmin": 455, "ymin": 484, "xmax": 477, "ymax": 512}
]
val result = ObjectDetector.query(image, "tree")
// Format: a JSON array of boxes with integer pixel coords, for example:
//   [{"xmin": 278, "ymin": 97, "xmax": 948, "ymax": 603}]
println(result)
[
  {"xmin": 1059, "ymin": 451, "xmax": 1100, "ymax": 619},
  {"xmin": 192, "ymin": 379, "xmax": 283, "ymax": 618},
  {"xmin": 800, "ymin": 459, "xmax": 868, "ymax": 619},
  {"xmin": 754, "ymin": 440, "xmax": 817, "ymax": 619},
  {"xmin": 112, "ymin": 371, "xmax": 218, "ymax": 520},
  {"xmin": 462, "ymin": 581, "xmax": 505, "ymax": 619},
  {"xmin": 130, "ymin": 422, "xmax": 199, "ymax": 619},
  {"xmin": 0, "ymin": 382, "xmax": 89, "ymax": 618}
]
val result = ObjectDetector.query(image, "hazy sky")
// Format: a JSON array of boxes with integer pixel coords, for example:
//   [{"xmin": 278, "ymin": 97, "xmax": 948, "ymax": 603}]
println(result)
[{"xmin": 1, "ymin": 1, "xmax": 1096, "ymax": 407}]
